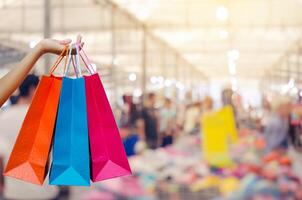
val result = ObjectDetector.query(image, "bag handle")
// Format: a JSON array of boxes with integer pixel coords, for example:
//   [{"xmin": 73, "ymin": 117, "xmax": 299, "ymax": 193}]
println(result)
[
  {"xmin": 64, "ymin": 44, "xmax": 80, "ymax": 78},
  {"xmin": 72, "ymin": 43, "xmax": 94, "ymax": 75},
  {"xmin": 75, "ymin": 43, "xmax": 94, "ymax": 75},
  {"xmin": 72, "ymin": 56, "xmax": 81, "ymax": 77},
  {"xmin": 67, "ymin": 44, "xmax": 82, "ymax": 77},
  {"xmin": 76, "ymin": 43, "xmax": 96, "ymax": 74},
  {"xmin": 74, "ymin": 44, "xmax": 83, "ymax": 77},
  {"xmin": 49, "ymin": 45, "xmax": 69, "ymax": 75}
]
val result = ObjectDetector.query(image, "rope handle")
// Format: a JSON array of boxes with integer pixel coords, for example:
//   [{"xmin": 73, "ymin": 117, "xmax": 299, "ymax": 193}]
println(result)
[
  {"xmin": 64, "ymin": 44, "xmax": 79, "ymax": 78},
  {"xmin": 48, "ymin": 45, "xmax": 69, "ymax": 75},
  {"xmin": 76, "ymin": 42, "xmax": 96, "ymax": 74}
]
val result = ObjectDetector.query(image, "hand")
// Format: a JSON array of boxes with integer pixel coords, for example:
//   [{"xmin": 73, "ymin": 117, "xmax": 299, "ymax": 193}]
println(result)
[{"xmin": 36, "ymin": 35, "xmax": 84, "ymax": 55}]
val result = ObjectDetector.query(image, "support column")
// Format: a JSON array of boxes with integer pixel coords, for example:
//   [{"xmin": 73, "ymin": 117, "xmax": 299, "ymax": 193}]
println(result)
[
  {"xmin": 111, "ymin": 5, "xmax": 118, "ymax": 104},
  {"xmin": 175, "ymin": 56, "xmax": 179, "ymax": 81},
  {"xmin": 297, "ymin": 50, "xmax": 300, "ymax": 85},
  {"xmin": 286, "ymin": 54, "xmax": 290, "ymax": 83},
  {"xmin": 141, "ymin": 27, "xmax": 147, "ymax": 100},
  {"xmin": 44, "ymin": 0, "xmax": 51, "ymax": 73}
]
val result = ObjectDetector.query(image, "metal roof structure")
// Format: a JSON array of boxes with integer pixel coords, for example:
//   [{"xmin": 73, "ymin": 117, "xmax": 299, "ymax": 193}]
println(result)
[{"xmin": 0, "ymin": 0, "xmax": 301, "ymax": 96}]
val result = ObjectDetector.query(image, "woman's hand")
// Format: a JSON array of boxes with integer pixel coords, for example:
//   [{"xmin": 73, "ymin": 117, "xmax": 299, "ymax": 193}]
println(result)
[
  {"xmin": 36, "ymin": 35, "xmax": 84, "ymax": 55},
  {"xmin": 0, "ymin": 35, "xmax": 84, "ymax": 107}
]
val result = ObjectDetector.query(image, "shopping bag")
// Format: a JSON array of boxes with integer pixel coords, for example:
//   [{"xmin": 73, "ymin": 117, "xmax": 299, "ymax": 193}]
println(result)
[
  {"xmin": 4, "ymin": 47, "xmax": 68, "ymax": 185},
  {"xmin": 49, "ymin": 46, "xmax": 90, "ymax": 186},
  {"xmin": 80, "ymin": 49, "xmax": 131, "ymax": 182},
  {"xmin": 201, "ymin": 105, "xmax": 237, "ymax": 168}
]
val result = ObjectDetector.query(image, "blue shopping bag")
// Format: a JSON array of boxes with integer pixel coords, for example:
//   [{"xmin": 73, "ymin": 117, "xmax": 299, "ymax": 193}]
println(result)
[{"xmin": 49, "ymin": 46, "xmax": 90, "ymax": 186}]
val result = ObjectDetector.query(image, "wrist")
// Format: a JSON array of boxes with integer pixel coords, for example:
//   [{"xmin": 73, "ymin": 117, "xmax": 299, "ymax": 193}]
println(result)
[{"xmin": 34, "ymin": 42, "xmax": 46, "ymax": 56}]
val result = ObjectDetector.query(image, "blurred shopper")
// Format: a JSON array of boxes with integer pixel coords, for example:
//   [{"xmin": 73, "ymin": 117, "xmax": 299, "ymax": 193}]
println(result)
[
  {"xmin": 199, "ymin": 96, "xmax": 214, "ymax": 130},
  {"xmin": 0, "ymin": 75, "xmax": 58, "ymax": 199},
  {"xmin": 159, "ymin": 98, "xmax": 176, "ymax": 147},
  {"xmin": 0, "ymin": 37, "xmax": 84, "ymax": 107},
  {"xmin": 128, "ymin": 97, "xmax": 140, "ymax": 127},
  {"xmin": 264, "ymin": 96, "xmax": 291, "ymax": 153},
  {"xmin": 134, "ymin": 118, "xmax": 147, "ymax": 154},
  {"xmin": 221, "ymin": 87, "xmax": 234, "ymax": 106},
  {"xmin": 141, "ymin": 93, "xmax": 159, "ymax": 149},
  {"xmin": 123, "ymin": 119, "xmax": 146, "ymax": 156},
  {"xmin": 202, "ymin": 96, "xmax": 213, "ymax": 113},
  {"xmin": 261, "ymin": 97, "xmax": 272, "ymax": 129},
  {"xmin": 119, "ymin": 97, "xmax": 130, "ymax": 128},
  {"xmin": 121, "ymin": 127, "xmax": 136, "ymax": 156},
  {"xmin": 289, "ymin": 108, "xmax": 302, "ymax": 152},
  {"xmin": 16, "ymin": 74, "xmax": 39, "ymax": 104},
  {"xmin": 221, "ymin": 87, "xmax": 238, "ymax": 119},
  {"xmin": 120, "ymin": 94, "xmax": 145, "ymax": 155},
  {"xmin": 120, "ymin": 95, "xmax": 140, "ymax": 128},
  {"xmin": 183, "ymin": 102, "xmax": 202, "ymax": 134}
]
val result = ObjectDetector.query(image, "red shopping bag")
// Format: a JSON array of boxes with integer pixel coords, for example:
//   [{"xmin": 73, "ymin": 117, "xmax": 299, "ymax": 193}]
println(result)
[
  {"xmin": 80, "ymin": 49, "xmax": 131, "ymax": 182},
  {"xmin": 4, "ymin": 47, "xmax": 68, "ymax": 185}
]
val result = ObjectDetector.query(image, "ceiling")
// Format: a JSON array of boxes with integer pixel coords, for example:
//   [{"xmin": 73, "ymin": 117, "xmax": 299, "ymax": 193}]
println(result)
[
  {"xmin": 0, "ymin": 0, "xmax": 301, "ymax": 82},
  {"xmin": 113, "ymin": 0, "xmax": 302, "ymax": 79}
]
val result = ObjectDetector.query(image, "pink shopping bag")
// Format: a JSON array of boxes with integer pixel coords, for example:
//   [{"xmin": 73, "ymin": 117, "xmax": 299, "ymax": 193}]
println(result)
[{"xmin": 80, "ymin": 49, "xmax": 131, "ymax": 182}]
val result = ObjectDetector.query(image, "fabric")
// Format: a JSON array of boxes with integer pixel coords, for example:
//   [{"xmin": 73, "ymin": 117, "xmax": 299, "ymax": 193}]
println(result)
[
  {"xmin": 123, "ymin": 134, "xmax": 139, "ymax": 156},
  {"xmin": 264, "ymin": 114, "xmax": 289, "ymax": 153}
]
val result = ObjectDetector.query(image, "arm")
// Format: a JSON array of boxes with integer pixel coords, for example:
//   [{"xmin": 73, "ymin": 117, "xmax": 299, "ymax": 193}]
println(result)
[
  {"xmin": 0, "ymin": 37, "xmax": 83, "ymax": 107},
  {"xmin": 0, "ymin": 44, "xmax": 44, "ymax": 107}
]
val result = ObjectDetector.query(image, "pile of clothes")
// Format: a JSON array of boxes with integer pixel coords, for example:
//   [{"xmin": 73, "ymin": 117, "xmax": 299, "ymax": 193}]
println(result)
[{"xmin": 82, "ymin": 130, "xmax": 302, "ymax": 200}]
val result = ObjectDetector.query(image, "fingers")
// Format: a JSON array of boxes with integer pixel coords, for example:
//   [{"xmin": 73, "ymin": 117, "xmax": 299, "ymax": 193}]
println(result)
[
  {"xmin": 78, "ymin": 42, "xmax": 84, "ymax": 51},
  {"xmin": 57, "ymin": 36, "xmax": 83, "ymax": 55},
  {"xmin": 59, "ymin": 39, "xmax": 72, "ymax": 45},
  {"xmin": 61, "ymin": 35, "xmax": 83, "ymax": 47},
  {"xmin": 75, "ymin": 35, "xmax": 84, "ymax": 52},
  {"xmin": 70, "ymin": 43, "xmax": 84, "ymax": 55},
  {"xmin": 76, "ymin": 35, "xmax": 84, "ymax": 51},
  {"xmin": 76, "ymin": 35, "xmax": 82, "ymax": 44}
]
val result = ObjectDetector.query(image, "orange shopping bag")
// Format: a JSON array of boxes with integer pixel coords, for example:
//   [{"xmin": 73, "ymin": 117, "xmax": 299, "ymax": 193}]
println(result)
[{"xmin": 4, "ymin": 47, "xmax": 69, "ymax": 185}]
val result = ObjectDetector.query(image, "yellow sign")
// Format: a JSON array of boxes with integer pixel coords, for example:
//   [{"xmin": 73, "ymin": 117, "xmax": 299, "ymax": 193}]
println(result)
[{"xmin": 201, "ymin": 106, "xmax": 237, "ymax": 167}]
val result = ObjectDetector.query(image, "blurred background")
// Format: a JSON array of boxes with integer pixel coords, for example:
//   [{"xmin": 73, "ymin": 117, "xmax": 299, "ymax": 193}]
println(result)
[{"xmin": 1, "ymin": 0, "xmax": 302, "ymax": 199}]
